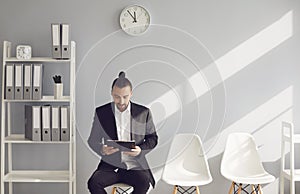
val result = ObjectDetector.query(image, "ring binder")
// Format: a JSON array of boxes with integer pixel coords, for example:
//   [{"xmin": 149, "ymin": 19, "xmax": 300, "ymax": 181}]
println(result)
[{"xmin": 5, "ymin": 64, "xmax": 14, "ymax": 99}]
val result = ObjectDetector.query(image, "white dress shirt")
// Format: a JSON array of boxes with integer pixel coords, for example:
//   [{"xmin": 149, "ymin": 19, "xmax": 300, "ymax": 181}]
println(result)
[
  {"xmin": 115, "ymin": 103, "xmax": 131, "ymax": 141},
  {"xmin": 114, "ymin": 102, "xmax": 139, "ymax": 169}
]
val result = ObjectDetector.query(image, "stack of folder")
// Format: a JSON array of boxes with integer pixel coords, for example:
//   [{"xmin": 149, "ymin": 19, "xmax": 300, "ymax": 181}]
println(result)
[
  {"xmin": 51, "ymin": 23, "xmax": 71, "ymax": 59},
  {"xmin": 24, "ymin": 105, "xmax": 70, "ymax": 141},
  {"xmin": 5, "ymin": 63, "xmax": 43, "ymax": 100}
]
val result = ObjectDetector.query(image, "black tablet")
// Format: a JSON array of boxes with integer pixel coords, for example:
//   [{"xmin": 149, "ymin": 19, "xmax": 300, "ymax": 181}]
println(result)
[{"xmin": 105, "ymin": 140, "xmax": 136, "ymax": 151}]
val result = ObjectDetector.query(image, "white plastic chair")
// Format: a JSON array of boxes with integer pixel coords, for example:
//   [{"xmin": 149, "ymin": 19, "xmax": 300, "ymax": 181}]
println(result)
[
  {"xmin": 221, "ymin": 133, "xmax": 275, "ymax": 194},
  {"xmin": 162, "ymin": 133, "xmax": 212, "ymax": 194}
]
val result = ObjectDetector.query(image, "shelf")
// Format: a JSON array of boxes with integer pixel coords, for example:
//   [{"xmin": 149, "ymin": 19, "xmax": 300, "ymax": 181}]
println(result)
[
  {"xmin": 4, "ymin": 96, "xmax": 71, "ymax": 103},
  {"xmin": 282, "ymin": 169, "xmax": 300, "ymax": 181},
  {"xmin": 282, "ymin": 133, "xmax": 300, "ymax": 143},
  {"xmin": 4, "ymin": 134, "xmax": 70, "ymax": 144},
  {"xmin": 1, "ymin": 40, "xmax": 76, "ymax": 194},
  {"xmin": 4, "ymin": 57, "xmax": 71, "ymax": 63},
  {"xmin": 3, "ymin": 171, "xmax": 73, "ymax": 182}
]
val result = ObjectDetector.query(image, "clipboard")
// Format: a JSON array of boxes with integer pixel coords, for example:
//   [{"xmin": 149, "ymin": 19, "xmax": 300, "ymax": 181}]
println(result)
[{"xmin": 105, "ymin": 140, "xmax": 136, "ymax": 151}]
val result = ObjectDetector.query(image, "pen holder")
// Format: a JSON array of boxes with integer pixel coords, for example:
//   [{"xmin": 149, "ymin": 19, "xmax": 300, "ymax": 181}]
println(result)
[{"xmin": 54, "ymin": 83, "xmax": 63, "ymax": 99}]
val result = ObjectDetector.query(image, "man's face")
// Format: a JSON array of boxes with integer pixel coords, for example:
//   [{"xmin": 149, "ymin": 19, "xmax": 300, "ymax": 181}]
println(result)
[{"xmin": 111, "ymin": 85, "xmax": 132, "ymax": 112}]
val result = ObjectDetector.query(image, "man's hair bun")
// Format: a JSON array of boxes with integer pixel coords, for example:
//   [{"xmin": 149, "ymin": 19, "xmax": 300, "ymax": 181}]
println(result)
[{"xmin": 118, "ymin": 71, "xmax": 126, "ymax": 78}]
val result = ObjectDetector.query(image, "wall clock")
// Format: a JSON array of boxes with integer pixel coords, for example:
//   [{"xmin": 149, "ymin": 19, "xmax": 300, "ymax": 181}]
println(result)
[{"xmin": 119, "ymin": 5, "xmax": 151, "ymax": 36}]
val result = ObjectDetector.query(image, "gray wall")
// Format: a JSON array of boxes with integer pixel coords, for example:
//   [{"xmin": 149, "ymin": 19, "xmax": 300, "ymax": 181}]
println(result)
[{"xmin": 1, "ymin": 0, "xmax": 300, "ymax": 193}]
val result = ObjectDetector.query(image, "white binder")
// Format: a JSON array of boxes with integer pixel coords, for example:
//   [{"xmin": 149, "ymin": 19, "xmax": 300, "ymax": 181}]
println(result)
[
  {"xmin": 23, "ymin": 64, "xmax": 32, "ymax": 100},
  {"xmin": 60, "ymin": 106, "xmax": 70, "ymax": 141},
  {"xmin": 51, "ymin": 23, "xmax": 61, "ymax": 59},
  {"xmin": 32, "ymin": 64, "xmax": 43, "ymax": 100},
  {"xmin": 25, "ymin": 105, "xmax": 41, "ymax": 141},
  {"xmin": 5, "ymin": 64, "xmax": 14, "ymax": 99},
  {"xmin": 61, "ymin": 24, "xmax": 70, "ymax": 59},
  {"xmin": 51, "ymin": 106, "xmax": 60, "ymax": 141},
  {"xmin": 42, "ymin": 106, "xmax": 51, "ymax": 141},
  {"xmin": 14, "ymin": 64, "xmax": 23, "ymax": 100}
]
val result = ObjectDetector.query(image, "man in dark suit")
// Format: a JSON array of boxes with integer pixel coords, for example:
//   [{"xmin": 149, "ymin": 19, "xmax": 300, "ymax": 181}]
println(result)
[{"xmin": 87, "ymin": 71, "xmax": 158, "ymax": 194}]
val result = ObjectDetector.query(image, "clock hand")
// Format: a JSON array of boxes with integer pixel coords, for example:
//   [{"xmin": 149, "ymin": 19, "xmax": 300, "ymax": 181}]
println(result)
[
  {"xmin": 134, "ymin": 11, "xmax": 137, "ymax": 22},
  {"xmin": 127, "ymin": 10, "xmax": 137, "ymax": 23}
]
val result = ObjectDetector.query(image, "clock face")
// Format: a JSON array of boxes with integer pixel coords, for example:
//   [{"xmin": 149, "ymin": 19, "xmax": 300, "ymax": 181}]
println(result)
[
  {"xmin": 120, "ymin": 5, "xmax": 150, "ymax": 36},
  {"xmin": 16, "ymin": 45, "xmax": 31, "ymax": 59}
]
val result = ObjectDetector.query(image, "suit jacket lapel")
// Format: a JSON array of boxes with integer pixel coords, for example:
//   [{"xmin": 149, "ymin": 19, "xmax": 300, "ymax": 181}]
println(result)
[
  {"xmin": 108, "ymin": 102, "xmax": 118, "ymax": 140},
  {"xmin": 130, "ymin": 102, "xmax": 137, "ymax": 141},
  {"xmin": 130, "ymin": 102, "xmax": 146, "ymax": 144}
]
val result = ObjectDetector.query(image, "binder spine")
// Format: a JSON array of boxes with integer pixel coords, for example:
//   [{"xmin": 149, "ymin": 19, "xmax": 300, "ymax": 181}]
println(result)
[
  {"xmin": 32, "ymin": 64, "xmax": 43, "ymax": 100},
  {"xmin": 51, "ymin": 23, "xmax": 61, "ymax": 59},
  {"xmin": 61, "ymin": 24, "xmax": 71, "ymax": 59},
  {"xmin": 14, "ymin": 64, "xmax": 24, "ymax": 100},
  {"xmin": 23, "ymin": 64, "xmax": 33, "ymax": 100},
  {"xmin": 25, "ymin": 105, "xmax": 41, "ymax": 141},
  {"xmin": 51, "ymin": 106, "xmax": 60, "ymax": 141},
  {"xmin": 60, "ymin": 106, "xmax": 70, "ymax": 141},
  {"xmin": 5, "ymin": 63, "xmax": 14, "ymax": 99},
  {"xmin": 42, "ymin": 106, "xmax": 51, "ymax": 141}
]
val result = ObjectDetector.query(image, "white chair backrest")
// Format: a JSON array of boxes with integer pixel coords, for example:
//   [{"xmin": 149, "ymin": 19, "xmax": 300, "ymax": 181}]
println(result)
[
  {"xmin": 221, "ymin": 133, "xmax": 266, "ymax": 178},
  {"xmin": 163, "ymin": 133, "xmax": 209, "ymax": 175}
]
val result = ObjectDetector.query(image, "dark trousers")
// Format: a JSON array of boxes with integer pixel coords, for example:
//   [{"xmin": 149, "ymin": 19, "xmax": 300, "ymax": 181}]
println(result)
[{"xmin": 88, "ymin": 168, "xmax": 150, "ymax": 194}]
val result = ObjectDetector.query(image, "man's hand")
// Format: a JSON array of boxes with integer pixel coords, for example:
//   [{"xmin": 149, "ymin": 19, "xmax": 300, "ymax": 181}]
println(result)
[
  {"xmin": 123, "ymin": 146, "xmax": 141, "ymax": 157},
  {"xmin": 101, "ymin": 145, "xmax": 119, "ymax": 155}
]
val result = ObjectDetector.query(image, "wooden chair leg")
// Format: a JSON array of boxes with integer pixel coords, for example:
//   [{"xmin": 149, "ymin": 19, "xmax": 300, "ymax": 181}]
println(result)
[
  {"xmin": 237, "ymin": 184, "xmax": 242, "ymax": 194},
  {"xmin": 172, "ymin": 185, "xmax": 178, "ymax": 194},
  {"xmin": 258, "ymin": 184, "xmax": 263, "ymax": 194},
  {"xmin": 195, "ymin": 186, "xmax": 200, "ymax": 194},
  {"xmin": 228, "ymin": 182, "xmax": 234, "ymax": 194},
  {"xmin": 111, "ymin": 186, "xmax": 117, "ymax": 194},
  {"xmin": 252, "ymin": 185, "xmax": 257, "ymax": 194}
]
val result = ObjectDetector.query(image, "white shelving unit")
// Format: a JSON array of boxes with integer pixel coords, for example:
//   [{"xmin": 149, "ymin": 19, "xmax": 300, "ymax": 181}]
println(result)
[
  {"xmin": 1, "ymin": 41, "xmax": 76, "ymax": 194},
  {"xmin": 280, "ymin": 121, "xmax": 300, "ymax": 194}
]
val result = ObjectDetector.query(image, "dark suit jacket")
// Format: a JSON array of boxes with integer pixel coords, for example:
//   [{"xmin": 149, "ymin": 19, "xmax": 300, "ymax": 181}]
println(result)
[{"xmin": 88, "ymin": 102, "xmax": 158, "ymax": 187}]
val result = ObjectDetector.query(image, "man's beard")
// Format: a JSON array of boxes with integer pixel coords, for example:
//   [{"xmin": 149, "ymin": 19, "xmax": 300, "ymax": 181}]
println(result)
[{"xmin": 117, "ymin": 103, "xmax": 127, "ymax": 112}]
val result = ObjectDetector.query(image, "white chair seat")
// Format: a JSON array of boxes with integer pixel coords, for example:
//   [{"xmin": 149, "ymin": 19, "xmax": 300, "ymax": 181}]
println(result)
[
  {"xmin": 221, "ymin": 133, "xmax": 275, "ymax": 194},
  {"xmin": 162, "ymin": 133, "xmax": 212, "ymax": 193},
  {"xmin": 226, "ymin": 172, "xmax": 275, "ymax": 185},
  {"xmin": 163, "ymin": 162, "xmax": 212, "ymax": 186},
  {"xmin": 112, "ymin": 183, "xmax": 132, "ymax": 187}
]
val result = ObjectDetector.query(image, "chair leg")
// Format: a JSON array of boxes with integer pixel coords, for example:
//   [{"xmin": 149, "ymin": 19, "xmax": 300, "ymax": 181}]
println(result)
[
  {"xmin": 172, "ymin": 185, "xmax": 178, "ymax": 194},
  {"xmin": 237, "ymin": 184, "xmax": 242, "ymax": 194},
  {"xmin": 228, "ymin": 182, "xmax": 234, "ymax": 194},
  {"xmin": 258, "ymin": 184, "xmax": 263, "ymax": 194},
  {"xmin": 252, "ymin": 185, "xmax": 257, "ymax": 194},
  {"xmin": 195, "ymin": 186, "xmax": 200, "ymax": 194},
  {"xmin": 111, "ymin": 187, "xmax": 117, "ymax": 194}
]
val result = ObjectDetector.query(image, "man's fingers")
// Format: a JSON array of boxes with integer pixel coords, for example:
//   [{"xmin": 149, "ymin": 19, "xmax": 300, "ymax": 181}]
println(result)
[{"xmin": 103, "ymin": 145, "xmax": 119, "ymax": 155}]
